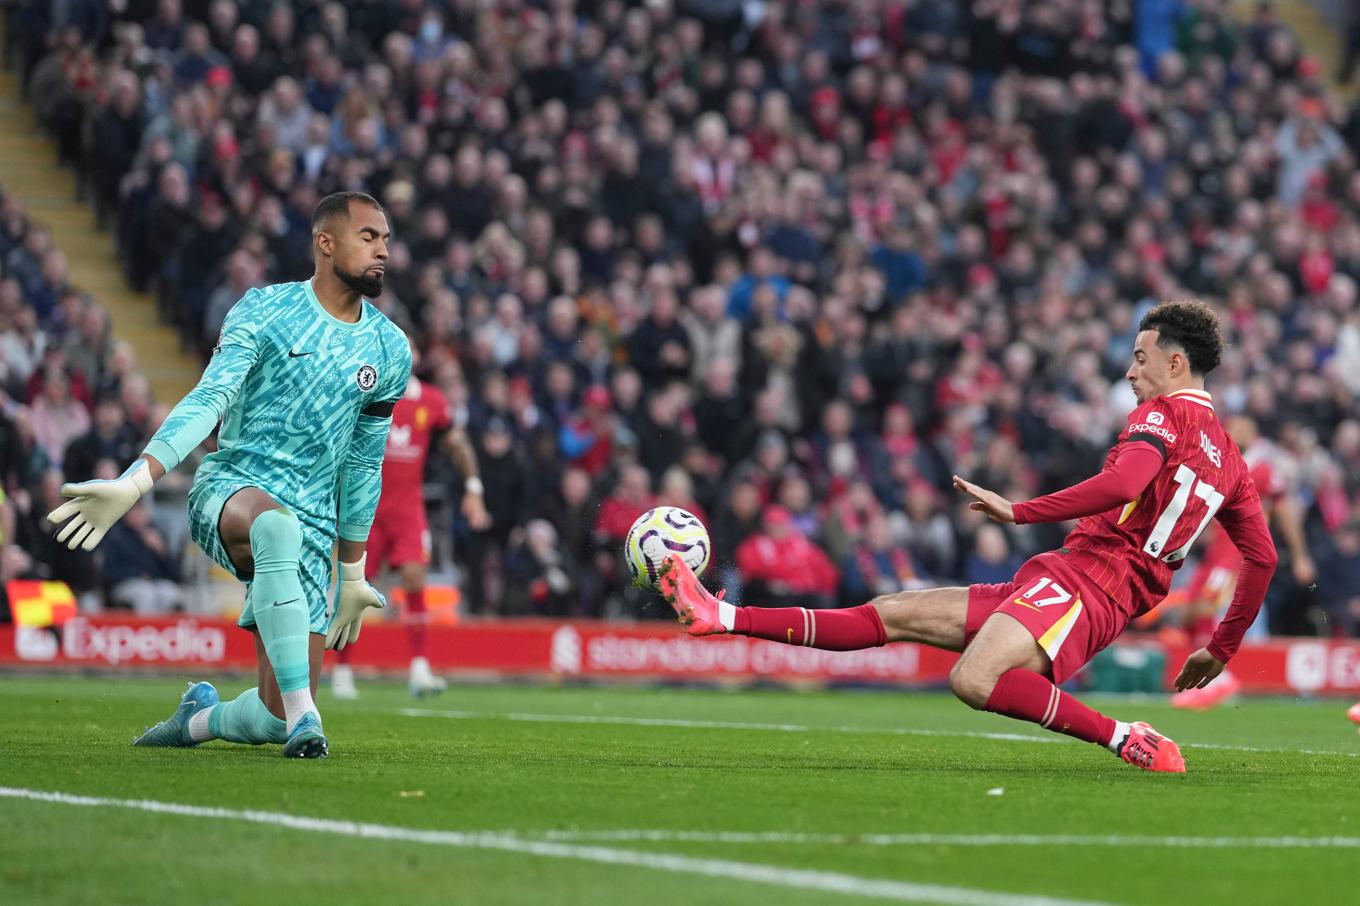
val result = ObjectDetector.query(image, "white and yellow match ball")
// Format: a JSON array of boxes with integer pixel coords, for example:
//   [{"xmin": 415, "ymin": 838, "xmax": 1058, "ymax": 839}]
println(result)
[{"xmin": 623, "ymin": 506, "xmax": 711, "ymax": 591}]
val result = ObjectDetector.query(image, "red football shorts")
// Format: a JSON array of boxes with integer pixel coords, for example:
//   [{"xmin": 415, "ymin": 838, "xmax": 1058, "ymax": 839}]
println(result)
[
  {"xmin": 964, "ymin": 550, "xmax": 1129, "ymax": 684},
  {"xmin": 366, "ymin": 502, "xmax": 431, "ymax": 577}
]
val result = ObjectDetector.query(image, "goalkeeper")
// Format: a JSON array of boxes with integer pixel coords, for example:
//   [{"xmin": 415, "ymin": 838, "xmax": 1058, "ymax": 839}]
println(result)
[{"xmin": 48, "ymin": 192, "xmax": 411, "ymax": 759}]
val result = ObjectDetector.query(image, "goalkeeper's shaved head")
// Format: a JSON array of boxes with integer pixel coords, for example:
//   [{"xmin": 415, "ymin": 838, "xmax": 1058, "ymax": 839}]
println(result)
[{"xmin": 312, "ymin": 191, "xmax": 385, "ymax": 238}]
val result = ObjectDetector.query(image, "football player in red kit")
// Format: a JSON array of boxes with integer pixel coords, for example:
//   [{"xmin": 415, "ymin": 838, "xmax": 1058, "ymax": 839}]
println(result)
[
  {"xmin": 661, "ymin": 301, "xmax": 1278, "ymax": 773},
  {"xmin": 332, "ymin": 344, "xmax": 490, "ymax": 699},
  {"xmin": 1170, "ymin": 415, "xmax": 1314, "ymax": 709}
]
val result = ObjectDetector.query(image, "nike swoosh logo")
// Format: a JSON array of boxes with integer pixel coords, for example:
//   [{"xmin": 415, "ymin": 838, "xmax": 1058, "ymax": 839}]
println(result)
[
  {"xmin": 272, "ymin": 598, "xmax": 300, "ymax": 608},
  {"xmin": 288, "ymin": 350, "xmax": 314, "ymax": 358}
]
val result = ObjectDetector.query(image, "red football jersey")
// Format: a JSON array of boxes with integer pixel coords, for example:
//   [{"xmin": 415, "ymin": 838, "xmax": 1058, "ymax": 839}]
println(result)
[
  {"xmin": 380, "ymin": 378, "xmax": 452, "ymax": 494},
  {"xmin": 1061, "ymin": 389, "xmax": 1260, "ymax": 619}
]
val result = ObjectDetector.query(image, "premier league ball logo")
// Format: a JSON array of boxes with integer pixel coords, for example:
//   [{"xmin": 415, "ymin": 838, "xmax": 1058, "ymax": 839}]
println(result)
[{"xmin": 356, "ymin": 364, "xmax": 378, "ymax": 391}]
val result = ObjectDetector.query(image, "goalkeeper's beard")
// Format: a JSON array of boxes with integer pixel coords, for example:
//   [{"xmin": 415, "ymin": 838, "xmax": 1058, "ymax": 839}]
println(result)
[{"xmin": 334, "ymin": 261, "xmax": 384, "ymax": 299}]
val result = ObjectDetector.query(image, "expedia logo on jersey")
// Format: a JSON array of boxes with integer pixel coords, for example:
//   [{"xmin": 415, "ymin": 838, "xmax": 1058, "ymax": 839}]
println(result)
[
  {"xmin": 1147, "ymin": 411, "xmax": 1165, "ymax": 425},
  {"xmin": 356, "ymin": 364, "xmax": 378, "ymax": 391},
  {"xmin": 1128, "ymin": 422, "xmax": 1178, "ymax": 445}
]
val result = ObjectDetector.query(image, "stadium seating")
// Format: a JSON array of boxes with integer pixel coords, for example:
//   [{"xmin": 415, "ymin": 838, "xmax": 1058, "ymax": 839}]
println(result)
[{"xmin": 1, "ymin": 0, "xmax": 1358, "ymax": 639}]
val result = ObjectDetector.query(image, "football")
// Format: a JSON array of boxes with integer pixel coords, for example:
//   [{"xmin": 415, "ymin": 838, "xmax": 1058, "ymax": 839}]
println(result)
[{"xmin": 623, "ymin": 506, "xmax": 711, "ymax": 591}]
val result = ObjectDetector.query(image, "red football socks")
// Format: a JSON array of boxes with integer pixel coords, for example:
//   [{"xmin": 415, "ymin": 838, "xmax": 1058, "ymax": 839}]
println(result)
[
  {"xmin": 733, "ymin": 603, "xmax": 887, "ymax": 650},
  {"xmin": 984, "ymin": 668, "xmax": 1116, "ymax": 746},
  {"xmin": 406, "ymin": 587, "xmax": 428, "ymax": 659}
]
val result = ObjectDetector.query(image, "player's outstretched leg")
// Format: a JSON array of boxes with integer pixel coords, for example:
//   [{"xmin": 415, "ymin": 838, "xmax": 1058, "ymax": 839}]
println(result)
[
  {"xmin": 133, "ymin": 681, "xmax": 220, "ymax": 747},
  {"xmin": 952, "ymin": 615, "xmax": 1185, "ymax": 774},
  {"xmin": 249, "ymin": 508, "xmax": 327, "ymax": 758},
  {"xmin": 657, "ymin": 554, "xmax": 889, "ymax": 649}
]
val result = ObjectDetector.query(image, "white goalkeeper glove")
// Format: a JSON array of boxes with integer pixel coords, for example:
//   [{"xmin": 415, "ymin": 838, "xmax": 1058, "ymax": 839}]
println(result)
[
  {"xmin": 326, "ymin": 554, "xmax": 386, "ymax": 651},
  {"xmin": 46, "ymin": 460, "xmax": 154, "ymax": 551}
]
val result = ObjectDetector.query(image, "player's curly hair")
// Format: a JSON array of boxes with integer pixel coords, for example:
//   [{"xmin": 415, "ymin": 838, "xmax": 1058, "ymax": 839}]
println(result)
[{"xmin": 1139, "ymin": 300, "xmax": 1223, "ymax": 376}]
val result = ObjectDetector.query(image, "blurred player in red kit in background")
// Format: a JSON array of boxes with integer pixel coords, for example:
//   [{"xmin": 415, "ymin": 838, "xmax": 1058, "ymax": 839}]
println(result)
[
  {"xmin": 661, "ymin": 301, "xmax": 1278, "ymax": 773},
  {"xmin": 1170, "ymin": 415, "xmax": 1314, "ymax": 710},
  {"xmin": 331, "ymin": 341, "xmax": 490, "ymax": 699}
]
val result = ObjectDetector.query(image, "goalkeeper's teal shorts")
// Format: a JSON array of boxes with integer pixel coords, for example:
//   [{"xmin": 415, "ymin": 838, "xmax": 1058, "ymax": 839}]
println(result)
[{"xmin": 187, "ymin": 475, "xmax": 335, "ymax": 634}]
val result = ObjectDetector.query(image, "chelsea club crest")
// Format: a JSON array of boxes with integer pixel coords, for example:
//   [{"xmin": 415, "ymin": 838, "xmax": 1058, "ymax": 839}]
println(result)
[{"xmin": 356, "ymin": 364, "xmax": 378, "ymax": 391}]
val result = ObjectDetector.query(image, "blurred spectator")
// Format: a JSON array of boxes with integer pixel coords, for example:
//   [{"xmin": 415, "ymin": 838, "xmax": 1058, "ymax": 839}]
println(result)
[
  {"xmin": 656, "ymin": 466, "xmax": 708, "ymax": 525},
  {"xmin": 593, "ymin": 463, "xmax": 654, "ymax": 549},
  {"xmin": 894, "ymin": 481, "xmax": 957, "ymax": 581},
  {"xmin": 62, "ymin": 394, "xmax": 139, "ymax": 483},
  {"xmin": 505, "ymin": 519, "xmax": 577, "ymax": 617},
  {"xmin": 735, "ymin": 505, "xmax": 839, "ymax": 608},
  {"xmin": 559, "ymin": 384, "xmax": 615, "ymax": 476},
  {"xmin": 1316, "ymin": 520, "xmax": 1360, "ymax": 637},
  {"xmin": 465, "ymin": 416, "xmax": 529, "ymax": 614},
  {"xmin": 628, "ymin": 286, "xmax": 692, "ymax": 386},
  {"xmin": 0, "ymin": 300, "xmax": 46, "ymax": 386},
  {"xmin": 841, "ymin": 512, "xmax": 922, "ymax": 606},
  {"xmin": 29, "ymin": 367, "xmax": 89, "ymax": 465},
  {"xmin": 965, "ymin": 524, "xmax": 1025, "ymax": 586},
  {"xmin": 201, "ymin": 249, "xmax": 264, "ymax": 345},
  {"xmin": 101, "ymin": 500, "xmax": 182, "ymax": 614}
]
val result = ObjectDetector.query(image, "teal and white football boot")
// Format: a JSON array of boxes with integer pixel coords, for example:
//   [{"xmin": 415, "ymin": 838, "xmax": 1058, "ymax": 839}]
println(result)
[
  {"xmin": 282, "ymin": 712, "xmax": 328, "ymax": 759},
  {"xmin": 132, "ymin": 681, "xmax": 220, "ymax": 747}
]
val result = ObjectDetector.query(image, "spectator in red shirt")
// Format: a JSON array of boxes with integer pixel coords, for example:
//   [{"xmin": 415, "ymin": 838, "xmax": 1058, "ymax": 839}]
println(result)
[
  {"xmin": 593, "ymin": 463, "xmax": 654, "ymax": 547},
  {"xmin": 735, "ymin": 505, "xmax": 839, "ymax": 609}
]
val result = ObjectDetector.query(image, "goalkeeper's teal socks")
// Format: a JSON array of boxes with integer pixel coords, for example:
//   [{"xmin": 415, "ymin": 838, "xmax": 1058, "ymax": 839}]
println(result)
[
  {"xmin": 190, "ymin": 687, "xmax": 287, "ymax": 744},
  {"xmin": 248, "ymin": 508, "xmax": 318, "ymax": 732}
]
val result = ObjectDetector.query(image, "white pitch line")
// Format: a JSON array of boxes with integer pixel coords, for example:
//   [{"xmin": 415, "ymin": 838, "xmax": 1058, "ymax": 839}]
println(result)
[
  {"xmin": 0, "ymin": 787, "xmax": 1115, "ymax": 906},
  {"xmin": 1179, "ymin": 741, "xmax": 1360, "ymax": 759},
  {"xmin": 523, "ymin": 829, "xmax": 1360, "ymax": 849},
  {"xmin": 398, "ymin": 708, "xmax": 1063, "ymax": 745},
  {"xmin": 398, "ymin": 709, "xmax": 1360, "ymax": 758}
]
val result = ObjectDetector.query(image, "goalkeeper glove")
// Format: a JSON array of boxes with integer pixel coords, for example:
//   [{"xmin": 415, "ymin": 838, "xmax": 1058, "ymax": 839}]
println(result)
[
  {"xmin": 47, "ymin": 459, "xmax": 154, "ymax": 551},
  {"xmin": 326, "ymin": 554, "xmax": 386, "ymax": 651}
]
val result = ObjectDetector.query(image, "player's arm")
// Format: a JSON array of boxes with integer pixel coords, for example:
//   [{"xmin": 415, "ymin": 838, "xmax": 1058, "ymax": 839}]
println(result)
[
  {"xmin": 47, "ymin": 291, "xmax": 262, "ymax": 551},
  {"xmin": 953, "ymin": 441, "xmax": 1163, "ymax": 525},
  {"xmin": 1173, "ymin": 489, "xmax": 1278, "ymax": 691},
  {"xmin": 328, "ymin": 341, "xmax": 413, "ymax": 650},
  {"xmin": 441, "ymin": 425, "xmax": 490, "ymax": 531}
]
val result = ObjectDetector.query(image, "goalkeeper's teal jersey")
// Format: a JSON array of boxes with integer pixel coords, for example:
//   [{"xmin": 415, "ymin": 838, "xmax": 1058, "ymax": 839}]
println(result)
[{"xmin": 145, "ymin": 279, "xmax": 411, "ymax": 538}]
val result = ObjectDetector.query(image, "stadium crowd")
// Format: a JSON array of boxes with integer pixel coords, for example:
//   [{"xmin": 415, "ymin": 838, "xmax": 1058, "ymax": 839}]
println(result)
[{"xmin": 2, "ymin": 0, "xmax": 1360, "ymax": 639}]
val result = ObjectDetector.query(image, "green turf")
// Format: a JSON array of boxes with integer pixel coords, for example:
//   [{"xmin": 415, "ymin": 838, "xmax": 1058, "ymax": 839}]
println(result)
[{"xmin": 1, "ymin": 676, "xmax": 1357, "ymax": 905}]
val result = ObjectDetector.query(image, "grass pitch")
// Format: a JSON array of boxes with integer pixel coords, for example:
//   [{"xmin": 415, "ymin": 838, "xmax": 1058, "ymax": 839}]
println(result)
[{"xmin": 1, "ymin": 675, "xmax": 1357, "ymax": 905}]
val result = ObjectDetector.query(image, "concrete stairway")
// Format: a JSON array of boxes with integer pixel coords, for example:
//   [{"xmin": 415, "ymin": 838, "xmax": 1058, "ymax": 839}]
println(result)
[
  {"xmin": 1232, "ymin": 0, "xmax": 1353, "ymax": 99},
  {"xmin": 0, "ymin": 58, "xmax": 200, "ymax": 405}
]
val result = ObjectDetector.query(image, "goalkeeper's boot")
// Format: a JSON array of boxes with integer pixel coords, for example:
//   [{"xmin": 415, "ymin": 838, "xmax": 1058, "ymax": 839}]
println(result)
[
  {"xmin": 658, "ymin": 554, "xmax": 726, "ymax": 636},
  {"xmin": 282, "ymin": 712, "xmax": 329, "ymax": 759},
  {"xmin": 1170, "ymin": 669, "xmax": 1240, "ymax": 710},
  {"xmin": 133, "ymin": 681, "xmax": 220, "ymax": 747},
  {"xmin": 330, "ymin": 664, "xmax": 359, "ymax": 701},
  {"xmin": 408, "ymin": 656, "xmax": 447, "ymax": 698},
  {"xmin": 1116, "ymin": 721, "xmax": 1185, "ymax": 773},
  {"xmin": 1347, "ymin": 702, "xmax": 1360, "ymax": 732}
]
